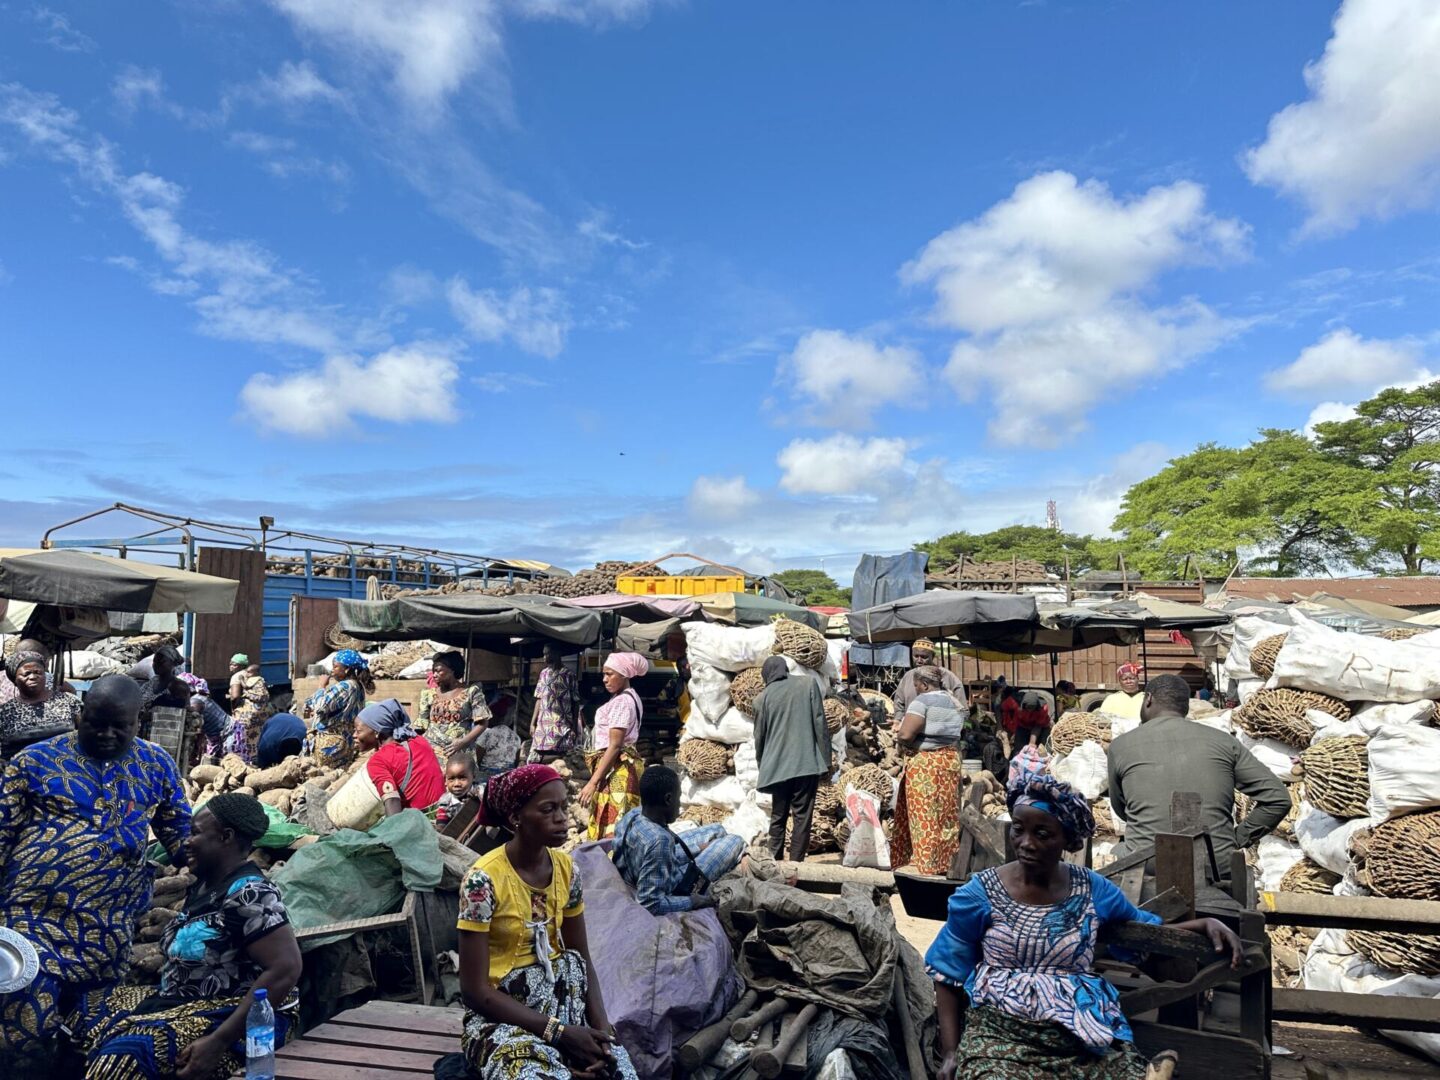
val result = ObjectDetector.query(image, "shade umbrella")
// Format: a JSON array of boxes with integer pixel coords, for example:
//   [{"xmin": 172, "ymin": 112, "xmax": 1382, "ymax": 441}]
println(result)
[
  {"xmin": 847, "ymin": 590, "xmax": 1039, "ymax": 645},
  {"xmin": 337, "ymin": 592, "xmax": 602, "ymax": 654},
  {"xmin": 0, "ymin": 548, "xmax": 237, "ymax": 614}
]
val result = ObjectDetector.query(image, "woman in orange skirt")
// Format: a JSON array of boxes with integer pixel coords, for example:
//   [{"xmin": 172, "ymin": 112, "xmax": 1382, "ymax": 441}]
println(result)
[{"xmin": 891, "ymin": 668, "xmax": 966, "ymax": 875}]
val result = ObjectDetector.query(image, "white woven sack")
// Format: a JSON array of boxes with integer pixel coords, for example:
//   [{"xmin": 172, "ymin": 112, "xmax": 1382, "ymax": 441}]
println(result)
[
  {"xmin": 732, "ymin": 740, "xmax": 760, "ymax": 791},
  {"xmin": 721, "ymin": 792, "xmax": 771, "ymax": 843},
  {"xmin": 1256, "ymin": 834, "xmax": 1304, "ymax": 892},
  {"xmin": 1303, "ymin": 927, "xmax": 1440, "ymax": 1063},
  {"xmin": 1050, "ymin": 740, "xmax": 1108, "ymax": 801},
  {"xmin": 687, "ymin": 661, "xmax": 733, "ymax": 724},
  {"xmin": 1187, "ymin": 709, "xmax": 1233, "ymax": 735},
  {"xmin": 1351, "ymin": 700, "xmax": 1437, "ymax": 731},
  {"xmin": 1223, "ymin": 615, "xmax": 1286, "ymax": 681},
  {"xmin": 1294, "ymin": 801, "xmax": 1370, "ymax": 876},
  {"xmin": 1231, "ymin": 677, "xmax": 1266, "ymax": 705},
  {"xmin": 1367, "ymin": 724, "xmax": 1440, "ymax": 821},
  {"xmin": 1271, "ymin": 610, "xmax": 1440, "ymax": 702},
  {"xmin": 64, "ymin": 650, "xmax": 127, "ymax": 679},
  {"xmin": 681, "ymin": 621, "xmax": 777, "ymax": 673},
  {"xmin": 685, "ymin": 705, "xmax": 755, "ymax": 746},
  {"xmin": 1236, "ymin": 730, "xmax": 1301, "ymax": 780},
  {"xmin": 681, "ymin": 774, "xmax": 748, "ymax": 810}
]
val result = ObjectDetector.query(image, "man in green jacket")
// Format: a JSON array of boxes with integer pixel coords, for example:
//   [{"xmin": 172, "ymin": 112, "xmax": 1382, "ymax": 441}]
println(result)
[{"xmin": 753, "ymin": 656, "xmax": 830, "ymax": 861}]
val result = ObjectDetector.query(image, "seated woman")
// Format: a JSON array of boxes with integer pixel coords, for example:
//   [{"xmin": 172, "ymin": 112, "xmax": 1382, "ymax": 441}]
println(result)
[
  {"xmin": 79, "ymin": 793, "xmax": 303, "ymax": 1080},
  {"xmin": 891, "ymin": 667, "xmax": 966, "ymax": 876},
  {"xmin": 458, "ymin": 765, "xmax": 638, "ymax": 1080},
  {"xmin": 926, "ymin": 771, "xmax": 1242, "ymax": 1080},
  {"xmin": 0, "ymin": 649, "xmax": 81, "ymax": 759},
  {"xmin": 354, "ymin": 699, "xmax": 446, "ymax": 816}
]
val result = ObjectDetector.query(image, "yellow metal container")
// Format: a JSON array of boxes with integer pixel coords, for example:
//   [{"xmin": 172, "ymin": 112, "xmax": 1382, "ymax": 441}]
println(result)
[{"xmin": 615, "ymin": 574, "xmax": 746, "ymax": 597}]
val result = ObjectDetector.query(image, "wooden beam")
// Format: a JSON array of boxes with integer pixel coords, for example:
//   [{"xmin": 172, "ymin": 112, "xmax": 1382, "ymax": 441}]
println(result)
[
  {"xmin": 1259, "ymin": 892, "xmax": 1440, "ymax": 935},
  {"xmin": 1129, "ymin": 1020, "xmax": 1265, "ymax": 1080},
  {"xmin": 1272, "ymin": 988, "xmax": 1440, "ymax": 1033},
  {"xmin": 1119, "ymin": 949, "xmax": 1268, "ymax": 1016},
  {"xmin": 1099, "ymin": 921, "xmax": 1238, "ymax": 963}
]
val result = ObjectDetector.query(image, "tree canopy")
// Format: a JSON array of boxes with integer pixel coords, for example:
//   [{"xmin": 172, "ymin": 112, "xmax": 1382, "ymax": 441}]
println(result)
[
  {"xmin": 914, "ymin": 525, "xmax": 1110, "ymax": 576},
  {"xmin": 770, "ymin": 569, "xmax": 851, "ymax": 607}
]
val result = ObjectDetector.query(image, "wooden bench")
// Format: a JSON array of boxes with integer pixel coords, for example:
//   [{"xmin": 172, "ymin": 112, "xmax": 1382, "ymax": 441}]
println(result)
[{"xmin": 270, "ymin": 1000, "xmax": 463, "ymax": 1078}]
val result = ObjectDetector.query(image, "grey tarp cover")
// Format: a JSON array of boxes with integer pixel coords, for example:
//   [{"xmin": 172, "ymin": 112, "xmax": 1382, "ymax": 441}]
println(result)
[
  {"xmin": 270, "ymin": 809, "xmax": 443, "ymax": 950},
  {"xmin": 711, "ymin": 878, "xmax": 936, "ymax": 1080},
  {"xmin": 572, "ymin": 846, "xmax": 741, "ymax": 1080},
  {"xmin": 848, "ymin": 553, "xmax": 927, "ymax": 667},
  {"xmin": 848, "ymin": 589, "xmax": 1039, "ymax": 647},
  {"xmin": 0, "ymin": 547, "xmax": 238, "ymax": 613},
  {"xmin": 337, "ymin": 592, "xmax": 602, "ymax": 652}
]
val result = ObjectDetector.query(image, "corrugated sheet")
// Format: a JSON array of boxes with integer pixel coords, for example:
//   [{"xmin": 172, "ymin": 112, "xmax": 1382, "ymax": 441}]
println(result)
[{"xmin": 1223, "ymin": 577, "xmax": 1440, "ymax": 609}]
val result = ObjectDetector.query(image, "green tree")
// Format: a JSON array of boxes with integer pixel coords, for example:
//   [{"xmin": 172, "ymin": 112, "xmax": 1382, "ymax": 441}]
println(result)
[
  {"xmin": 1113, "ymin": 431, "xmax": 1370, "ymax": 578},
  {"xmin": 1313, "ymin": 381, "xmax": 1440, "ymax": 572},
  {"xmin": 770, "ymin": 569, "xmax": 852, "ymax": 606},
  {"xmin": 914, "ymin": 525, "xmax": 1108, "ymax": 576}
]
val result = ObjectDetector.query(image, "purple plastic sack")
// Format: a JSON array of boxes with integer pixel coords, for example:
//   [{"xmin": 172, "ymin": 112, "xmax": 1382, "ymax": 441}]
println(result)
[{"xmin": 573, "ymin": 844, "xmax": 742, "ymax": 1080}]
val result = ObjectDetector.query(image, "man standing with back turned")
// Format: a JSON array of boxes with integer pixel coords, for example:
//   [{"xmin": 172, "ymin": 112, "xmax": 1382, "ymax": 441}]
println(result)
[{"xmin": 1107, "ymin": 674, "xmax": 1289, "ymax": 882}]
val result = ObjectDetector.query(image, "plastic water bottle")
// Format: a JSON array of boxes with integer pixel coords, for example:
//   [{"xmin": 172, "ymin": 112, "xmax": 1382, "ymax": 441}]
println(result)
[{"xmin": 245, "ymin": 987, "xmax": 276, "ymax": 1080}]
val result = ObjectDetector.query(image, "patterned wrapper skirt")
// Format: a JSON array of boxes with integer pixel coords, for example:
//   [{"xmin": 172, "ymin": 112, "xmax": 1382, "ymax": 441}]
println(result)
[
  {"xmin": 463, "ymin": 950, "xmax": 638, "ymax": 1080},
  {"xmin": 959, "ymin": 1005, "xmax": 1149, "ymax": 1080},
  {"xmin": 891, "ymin": 747, "xmax": 963, "ymax": 875},
  {"xmin": 585, "ymin": 746, "xmax": 644, "ymax": 841},
  {"xmin": 76, "ymin": 984, "xmax": 298, "ymax": 1080}
]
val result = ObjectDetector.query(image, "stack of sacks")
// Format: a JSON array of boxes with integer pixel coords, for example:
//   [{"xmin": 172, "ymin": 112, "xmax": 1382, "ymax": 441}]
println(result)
[
  {"xmin": 1045, "ymin": 710, "xmax": 1140, "ymax": 866},
  {"xmin": 679, "ymin": 620, "xmax": 846, "ymax": 848},
  {"xmin": 1231, "ymin": 610, "xmax": 1440, "ymax": 1063}
]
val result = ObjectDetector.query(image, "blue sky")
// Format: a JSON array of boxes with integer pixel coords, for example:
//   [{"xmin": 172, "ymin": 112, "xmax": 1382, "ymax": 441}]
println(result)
[{"xmin": 3, "ymin": 1, "xmax": 1439, "ymax": 582}]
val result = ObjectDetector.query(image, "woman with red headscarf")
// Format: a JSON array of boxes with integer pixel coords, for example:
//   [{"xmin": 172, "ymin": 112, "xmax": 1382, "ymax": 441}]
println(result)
[
  {"xmin": 579, "ymin": 652, "xmax": 648, "ymax": 840},
  {"xmin": 1100, "ymin": 664, "xmax": 1145, "ymax": 720},
  {"xmin": 457, "ymin": 765, "xmax": 637, "ymax": 1080}
]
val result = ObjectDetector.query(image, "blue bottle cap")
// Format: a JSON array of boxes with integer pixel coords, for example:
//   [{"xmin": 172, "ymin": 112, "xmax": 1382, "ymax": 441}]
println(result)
[{"xmin": 254, "ymin": 988, "xmax": 268, "ymax": 1001}]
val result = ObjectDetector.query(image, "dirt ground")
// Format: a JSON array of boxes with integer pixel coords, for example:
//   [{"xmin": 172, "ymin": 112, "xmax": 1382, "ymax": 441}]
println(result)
[{"xmin": 885, "ymin": 897, "xmax": 1436, "ymax": 1079}]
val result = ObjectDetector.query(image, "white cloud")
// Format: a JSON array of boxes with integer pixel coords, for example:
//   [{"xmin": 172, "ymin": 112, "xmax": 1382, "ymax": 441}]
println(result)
[
  {"xmin": 781, "ymin": 329, "xmax": 926, "ymax": 429},
  {"xmin": 1244, "ymin": 0, "xmax": 1440, "ymax": 233},
  {"xmin": 1266, "ymin": 328, "xmax": 1426, "ymax": 398},
  {"xmin": 1304, "ymin": 401, "xmax": 1361, "ymax": 437},
  {"xmin": 473, "ymin": 371, "xmax": 548, "ymax": 392},
  {"xmin": 447, "ymin": 277, "xmax": 568, "ymax": 357},
  {"xmin": 511, "ymin": 0, "xmax": 668, "ymax": 25},
  {"xmin": 234, "ymin": 61, "xmax": 349, "ymax": 112},
  {"xmin": 227, "ymin": 130, "xmax": 350, "ymax": 186},
  {"xmin": 1062, "ymin": 441, "xmax": 1169, "ymax": 536},
  {"xmin": 111, "ymin": 67, "xmax": 168, "ymax": 118},
  {"xmin": 688, "ymin": 476, "xmax": 760, "ymax": 520},
  {"xmin": 269, "ymin": 0, "xmax": 508, "ymax": 120},
  {"xmin": 777, "ymin": 435, "xmax": 913, "ymax": 496},
  {"xmin": 32, "ymin": 7, "xmax": 97, "ymax": 53},
  {"xmin": 241, "ymin": 344, "xmax": 461, "ymax": 436},
  {"xmin": 903, "ymin": 171, "xmax": 1247, "ymax": 445}
]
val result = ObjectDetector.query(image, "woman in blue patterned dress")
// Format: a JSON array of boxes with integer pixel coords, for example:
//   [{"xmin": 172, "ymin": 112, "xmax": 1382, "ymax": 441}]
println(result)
[
  {"xmin": 301, "ymin": 649, "xmax": 374, "ymax": 765},
  {"xmin": 925, "ymin": 771, "xmax": 1243, "ymax": 1080},
  {"xmin": 79, "ymin": 793, "xmax": 303, "ymax": 1080}
]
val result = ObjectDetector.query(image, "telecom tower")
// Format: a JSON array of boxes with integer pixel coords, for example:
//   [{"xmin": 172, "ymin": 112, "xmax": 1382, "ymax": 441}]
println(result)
[{"xmin": 1046, "ymin": 499, "xmax": 1060, "ymax": 531}]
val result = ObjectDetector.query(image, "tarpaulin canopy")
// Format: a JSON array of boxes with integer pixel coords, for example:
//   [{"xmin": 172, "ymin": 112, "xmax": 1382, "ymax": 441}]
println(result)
[
  {"xmin": 848, "ymin": 590, "xmax": 1039, "ymax": 645},
  {"xmin": 1042, "ymin": 593, "xmax": 1232, "ymax": 632},
  {"xmin": 693, "ymin": 592, "xmax": 825, "ymax": 632},
  {"xmin": 559, "ymin": 592, "xmax": 703, "ymax": 622},
  {"xmin": 0, "ymin": 548, "xmax": 238, "ymax": 614},
  {"xmin": 849, "ymin": 552, "xmax": 927, "ymax": 667},
  {"xmin": 337, "ymin": 592, "xmax": 602, "ymax": 652}
]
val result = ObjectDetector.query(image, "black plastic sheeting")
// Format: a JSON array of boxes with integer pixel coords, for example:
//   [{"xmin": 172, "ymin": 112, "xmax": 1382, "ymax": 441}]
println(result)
[{"xmin": 848, "ymin": 553, "xmax": 927, "ymax": 668}]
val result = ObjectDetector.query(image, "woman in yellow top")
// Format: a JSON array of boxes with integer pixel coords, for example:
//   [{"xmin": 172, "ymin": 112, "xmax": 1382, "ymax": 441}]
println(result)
[{"xmin": 457, "ymin": 764, "xmax": 637, "ymax": 1080}]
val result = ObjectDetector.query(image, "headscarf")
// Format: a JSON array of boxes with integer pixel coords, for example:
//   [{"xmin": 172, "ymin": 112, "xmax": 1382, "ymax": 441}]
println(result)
[
  {"xmin": 1006, "ymin": 769, "xmax": 1094, "ymax": 852},
  {"xmin": 153, "ymin": 644, "xmax": 184, "ymax": 669},
  {"xmin": 1117, "ymin": 662, "xmax": 1142, "ymax": 679},
  {"xmin": 180, "ymin": 673, "xmax": 210, "ymax": 696},
  {"xmin": 480, "ymin": 764, "xmax": 563, "ymax": 827},
  {"xmin": 603, "ymin": 652, "xmax": 648, "ymax": 681},
  {"xmin": 230, "ymin": 653, "xmax": 250, "ymax": 665},
  {"xmin": 334, "ymin": 648, "xmax": 369, "ymax": 672},
  {"xmin": 204, "ymin": 792, "xmax": 271, "ymax": 844},
  {"xmin": 761, "ymin": 656, "xmax": 789, "ymax": 685},
  {"xmin": 357, "ymin": 699, "xmax": 419, "ymax": 742},
  {"xmin": 6, "ymin": 650, "xmax": 47, "ymax": 682}
]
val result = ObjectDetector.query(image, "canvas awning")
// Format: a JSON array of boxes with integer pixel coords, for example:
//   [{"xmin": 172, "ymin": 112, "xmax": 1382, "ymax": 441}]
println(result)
[
  {"xmin": 693, "ymin": 592, "xmax": 825, "ymax": 632},
  {"xmin": 0, "ymin": 548, "xmax": 238, "ymax": 614},
  {"xmin": 558, "ymin": 593, "xmax": 703, "ymax": 623},
  {"xmin": 337, "ymin": 593, "xmax": 602, "ymax": 653},
  {"xmin": 847, "ymin": 590, "xmax": 1039, "ymax": 645}
]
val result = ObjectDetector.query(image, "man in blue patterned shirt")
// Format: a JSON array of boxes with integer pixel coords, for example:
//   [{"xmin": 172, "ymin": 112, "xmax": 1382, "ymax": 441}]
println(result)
[{"xmin": 611, "ymin": 765, "xmax": 746, "ymax": 915}]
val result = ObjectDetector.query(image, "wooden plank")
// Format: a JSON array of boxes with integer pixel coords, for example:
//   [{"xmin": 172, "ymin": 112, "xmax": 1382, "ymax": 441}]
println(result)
[
  {"xmin": 1098, "ymin": 845, "xmax": 1156, "ymax": 880},
  {"xmin": 1118, "ymin": 948, "xmax": 1268, "ymax": 1016},
  {"xmin": 278, "ymin": 1041, "xmax": 445, "ymax": 1072},
  {"xmin": 302, "ymin": 1022, "xmax": 457, "ymax": 1055},
  {"xmin": 1272, "ymin": 988, "xmax": 1440, "ymax": 1033},
  {"xmin": 1099, "ymin": 921, "xmax": 1236, "ymax": 963},
  {"xmin": 1154, "ymin": 834, "xmax": 1196, "ymax": 919},
  {"xmin": 1118, "ymin": 866, "xmax": 1145, "ymax": 906},
  {"xmin": 275, "ymin": 1061, "xmax": 435, "ymax": 1080},
  {"xmin": 193, "ymin": 546, "xmax": 264, "ymax": 685},
  {"xmin": 336, "ymin": 1001, "xmax": 465, "ymax": 1036},
  {"xmin": 1141, "ymin": 888, "xmax": 1190, "ymax": 924},
  {"xmin": 1129, "ymin": 1020, "xmax": 1266, "ymax": 1080},
  {"xmin": 1259, "ymin": 892, "xmax": 1440, "ymax": 935},
  {"xmin": 290, "ymin": 595, "xmax": 341, "ymax": 679}
]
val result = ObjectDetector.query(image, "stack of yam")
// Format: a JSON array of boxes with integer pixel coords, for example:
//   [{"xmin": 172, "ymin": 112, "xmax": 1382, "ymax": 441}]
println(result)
[
  {"xmin": 815, "ymin": 783, "xmax": 843, "ymax": 821},
  {"xmin": 1380, "ymin": 626, "xmax": 1429, "ymax": 642},
  {"xmin": 1350, "ymin": 809, "xmax": 1440, "ymax": 902},
  {"xmin": 839, "ymin": 763, "xmax": 893, "ymax": 807},
  {"xmin": 1249, "ymin": 633, "xmax": 1288, "ymax": 679},
  {"xmin": 1348, "ymin": 928, "xmax": 1440, "ymax": 976},
  {"xmin": 772, "ymin": 618, "xmax": 828, "ymax": 670},
  {"xmin": 1233, "ymin": 688, "xmax": 1349, "ymax": 749},
  {"xmin": 1299, "ymin": 736, "xmax": 1370, "ymax": 819},
  {"xmin": 677, "ymin": 739, "xmax": 732, "ymax": 781},
  {"xmin": 1051, "ymin": 712, "xmax": 1112, "ymax": 756},
  {"xmin": 823, "ymin": 697, "xmax": 850, "ymax": 735},
  {"xmin": 680, "ymin": 805, "xmax": 729, "ymax": 827},
  {"xmin": 730, "ymin": 667, "xmax": 767, "ymax": 718},
  {"xmin": 1278, "ymin": 857, "xmax": 1341, "ymax": 895}
]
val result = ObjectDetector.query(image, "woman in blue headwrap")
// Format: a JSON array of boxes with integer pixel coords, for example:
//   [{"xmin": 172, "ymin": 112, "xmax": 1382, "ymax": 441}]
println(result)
[
  {"xmin": 354, "ymin": 700, "xmax": 445, "ymax": 815},
  {"xmin": 925, "ymin": 770, "xmax": 1244, "ymax": 1080},
  {"xmin": 301, "ymin": 649, "xmax": 375, "ymax": 766}
]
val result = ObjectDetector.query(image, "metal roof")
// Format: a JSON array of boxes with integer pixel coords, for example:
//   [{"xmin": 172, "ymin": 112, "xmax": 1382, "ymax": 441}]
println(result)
[{"xmin": 1222, "ymin": 577, "xmax": 1440, "ymax": 609}]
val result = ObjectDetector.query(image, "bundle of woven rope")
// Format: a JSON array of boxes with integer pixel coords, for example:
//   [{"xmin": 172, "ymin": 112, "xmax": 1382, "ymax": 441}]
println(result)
[
  {"xmin": 1249, "ymin": 633, "xmax": 1288, "ymax": 679},
  {"xmin": 823, "ymin": 697, "xmax": 849, "ymax": 735},
  {"xmin": 815, "ymin": 782, "xmax": 843, "ymax": 821},
  {"xmin": 1236, "ymin": 782, "xmax": 1303, "ymax": 840},
  {"xmin": 1278, "ymin": 857, "xmax": 1341, "ymax": 895},
  {"xmin": 1348, "ymin": 929, "xmax": 1440, "ymax": 977},
  {"xmin": 772, "ymin": 618, "xmax": 828, "ymax": 670},
  {"xmin": 1091, "ymin": 798, "xmax": 1119, "ymax": 837},
  {"xmin": 1233, "ymin": 688, "xmax": 1350, "ymax": 749},
  {"xmin": 676, "ymin": 738, "xmax": 732, "ymax": 781},
  {"xmin": 840, "ymin": 763, "xmax": 893, "ymax": 807},
  {"xmin": 1050, "ymin": 711, "xmax": 1113, "ymax": 756},
  {"xmin": 680, "ymin": 805, "xmax": 729, "ymax": 827},
  {"xmin": 1350, "ymin": 809, "xmax": 1440, "ymax": 902},
  {"xmin": 729, "ymin": 667, "xmax": 766, "ymax": 718},
  {"xmin": 1299, "ymin": 735, "xmax": 1370, "ymax": 819},
  {"xmin": 1379, "ymin": 626, "xmax": 1429, "ymax": 642}
]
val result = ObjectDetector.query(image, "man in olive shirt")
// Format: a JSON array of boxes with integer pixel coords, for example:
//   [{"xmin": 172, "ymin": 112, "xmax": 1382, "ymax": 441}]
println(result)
[{"xmin": 1107, "ymin": 674, "xmax": 1289, "ymax": 880}]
